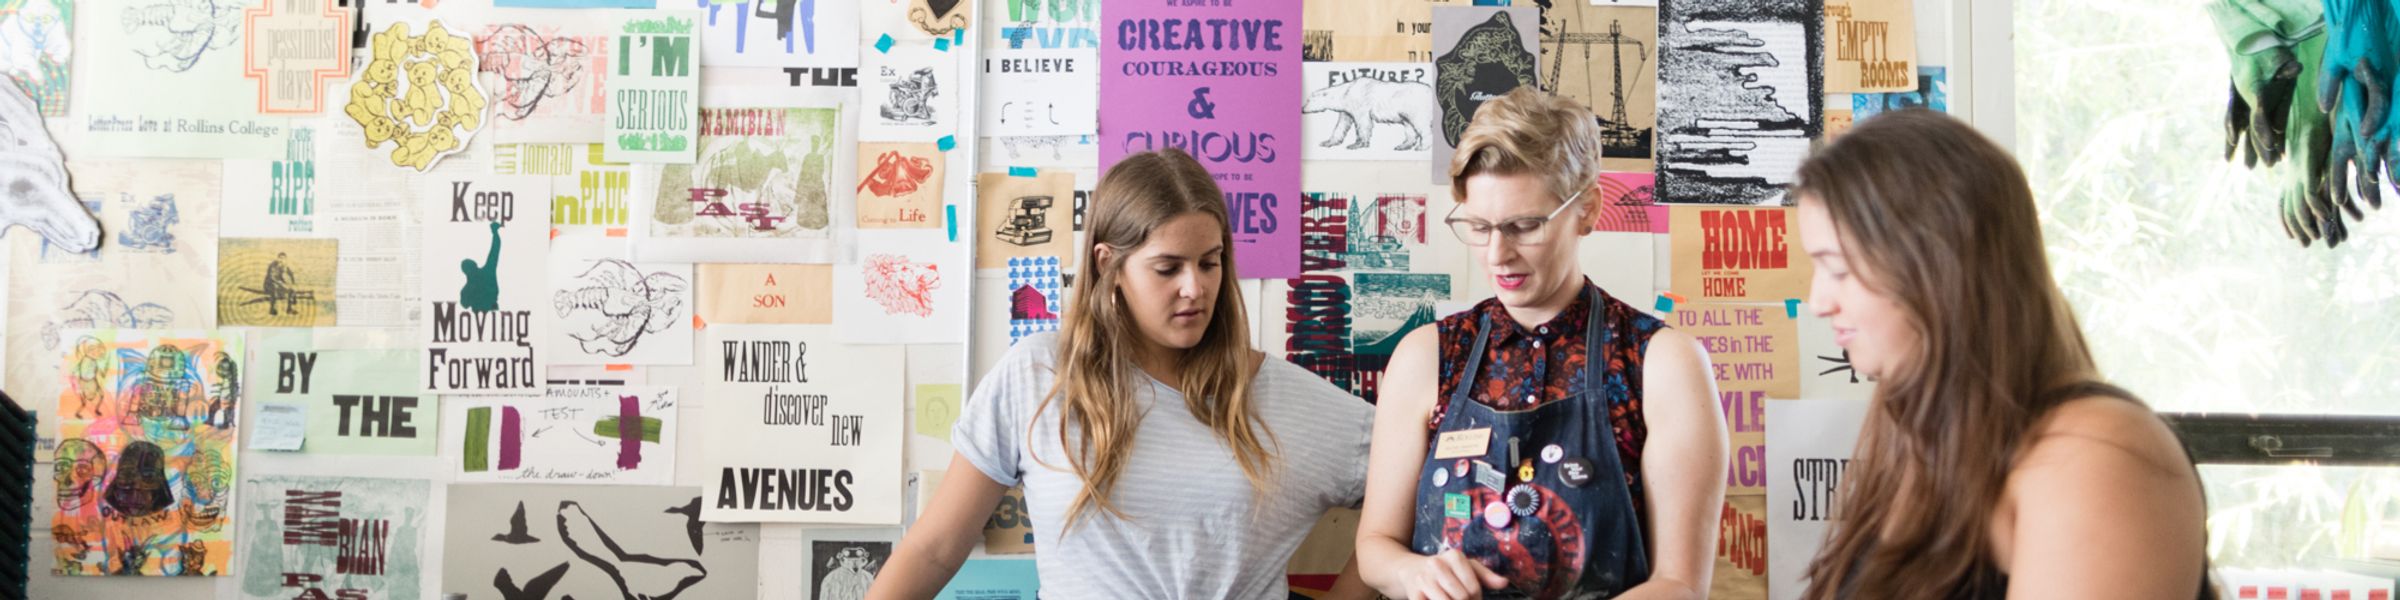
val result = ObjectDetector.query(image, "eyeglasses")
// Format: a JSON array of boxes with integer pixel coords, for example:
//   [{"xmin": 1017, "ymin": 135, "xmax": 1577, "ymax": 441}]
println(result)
[{"xmin": 1445, "ymin": 187, "xmax": 1588, "ymax": 247}]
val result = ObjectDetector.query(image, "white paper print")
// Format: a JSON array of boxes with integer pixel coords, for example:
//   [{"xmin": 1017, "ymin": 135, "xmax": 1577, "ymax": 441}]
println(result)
[
  {"xmin": 1766, "ymin": 398, "xmax": 1870, "ymax": 600},
  {"xmin": 547, "ymin": 236, "xmax": 695, "ymax": 365},
  {"xmin": 702, "ymin": 324, "xmax": 904, "ymax": 524},
  {"xmin": 419, "ymin": 174, "xmax": 550, "ymax": 394},
  {"xmin": 980, "ymin": 48, "xmax": 1097, "ymax": 137},
  {"xmin": 448, "ymin": 385, "xmax": 680, "ymax": 485},
  {"xmin": 694, "ymin": 0, "xmax": 861, "ymax": 68},
  {"xmin": 833, "ymin": 230, "xmax": 965, "ymax": 345},
  {"xmin": 860, "ymin": 42, "xmax": 956, "ymax": 142},
  {"xmin": 1302, "ymin": 62, "xmax": 1435, "ymax": 161},
  {"xmin": 634, "ymin": 83, "xmax": 858, "ymax": 263}
]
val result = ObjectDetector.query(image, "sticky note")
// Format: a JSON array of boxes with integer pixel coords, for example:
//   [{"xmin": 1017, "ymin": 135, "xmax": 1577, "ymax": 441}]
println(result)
[
  {"xmin": 1654, "ymin": 294, "xmax": 1675, "ymax": 313},
  {"xmin": 875, "ymin": 34, "xmax": 895, "ymax": 53},
  {"xmin": 915, "ymin": 384, "xmax": 964, "ymax": 442},
  {"xmin": 937, "ymin": 135, "xmax": 956, "ymax": 152},
  {"xmin": 1663, "ymin": 291, "xmax": 1687, "ymax": 303},
  {"xmin": 954, "ymin": 28, "xmax": 966, "ymax": 45},
  {"xmin": 254, "ymin": 403, "xmax": 306, "ymax": 452},
  {"xmin": 1785, "ymin": 298, "xmax": 1802, "ymax": 318},
  {"xmin": 934, "ymin": 38, "xmax": 951, "ymax": 52},
  {"xmin": 1007, "ymin": 166, "xmax": 1037, "ymax": 177},
  {"xmin": 945, "ymin": 205, "xmax": 960, "ymax": 241}
]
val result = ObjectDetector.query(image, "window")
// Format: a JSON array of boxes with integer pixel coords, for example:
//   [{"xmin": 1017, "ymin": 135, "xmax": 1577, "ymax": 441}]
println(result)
[{"xmin": 2015, "ymin": 0, "xmax": 2400, "ymax": 569}]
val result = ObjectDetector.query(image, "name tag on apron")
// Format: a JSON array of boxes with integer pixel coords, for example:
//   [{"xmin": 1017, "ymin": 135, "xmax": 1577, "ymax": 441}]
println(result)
[{"xmin": 1433, "ymin": 428, "xmax": 1492, "ymax": 459}]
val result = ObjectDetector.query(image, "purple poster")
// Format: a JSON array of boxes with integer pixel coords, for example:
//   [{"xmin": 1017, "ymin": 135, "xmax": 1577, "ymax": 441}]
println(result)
[{"xmin": 1101, "ymin": 1, "xmax": 1302, "ymax": 280}]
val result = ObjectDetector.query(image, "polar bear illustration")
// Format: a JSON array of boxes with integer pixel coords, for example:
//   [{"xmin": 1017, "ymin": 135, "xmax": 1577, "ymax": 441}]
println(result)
[{"xmin": 1303, "ymin": 77, "xmax": 1435, "ymax": 152}]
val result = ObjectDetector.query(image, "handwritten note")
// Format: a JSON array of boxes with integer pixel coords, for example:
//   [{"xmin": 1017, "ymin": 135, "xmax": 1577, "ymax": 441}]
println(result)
[{"xmin": 255, "ymin": 403, "xmax": 307, "ymax": 451}]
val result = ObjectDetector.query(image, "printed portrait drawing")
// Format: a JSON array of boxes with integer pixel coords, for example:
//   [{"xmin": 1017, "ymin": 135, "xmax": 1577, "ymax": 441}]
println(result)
[
  {"xmin": 121, "ymin": 0, "xmax": 243, "ymax": 73},
  {"xmin": 1304, "ymin": 75, "xmax": 1433, "ymax": 152},
  {"xmin": 554, "ymin": 259, "xmax": 690, "ymax": 358},
  {"xmin": 810, "ymin": 541, "xmax": 891, "ymax": 600}
]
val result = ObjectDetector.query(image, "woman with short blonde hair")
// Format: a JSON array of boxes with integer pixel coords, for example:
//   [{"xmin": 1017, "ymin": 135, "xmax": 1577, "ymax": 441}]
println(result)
[{"xmin": 1357, "ymin": 87, "xmax": 1729, "ymax": 600}]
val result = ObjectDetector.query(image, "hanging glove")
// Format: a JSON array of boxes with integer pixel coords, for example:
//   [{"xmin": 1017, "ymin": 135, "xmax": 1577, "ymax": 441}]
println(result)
[
  {"xmin": 2280, "ymin": 92, "xmax": 2347, "ymax": 245},
  {"xmin": 2211, "ymin": 0, "xmax": 2325, "ymax": 166},
  {"xmin": 2210, "ymin": 0, "xmax": 2344, "ymax": 246},
  {"xmin": 2317, "ymin": 0, "xmax": 2400, "ymax": 214}
]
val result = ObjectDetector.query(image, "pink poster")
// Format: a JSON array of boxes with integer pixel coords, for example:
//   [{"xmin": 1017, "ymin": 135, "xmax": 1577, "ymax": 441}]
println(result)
[{"xmin": 1101, "ymin": 2, "xmax": 1303, "ymax": 280}]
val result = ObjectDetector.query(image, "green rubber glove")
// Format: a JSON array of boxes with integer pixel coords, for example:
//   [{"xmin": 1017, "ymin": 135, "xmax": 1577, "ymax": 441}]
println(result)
[
  {"xmin": 2211, "ymin": 0, "xmax": 2325, "ymax": 166},
  {"xmin": 2211, "ymin": 0, "xmax": 2346, "ymax": 245}
]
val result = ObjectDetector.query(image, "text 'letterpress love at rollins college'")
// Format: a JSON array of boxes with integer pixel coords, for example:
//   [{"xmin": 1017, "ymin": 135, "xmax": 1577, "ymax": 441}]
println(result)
[{"xmin": 715, "ymin": 338, "xmax": 869, "ymax": 514}]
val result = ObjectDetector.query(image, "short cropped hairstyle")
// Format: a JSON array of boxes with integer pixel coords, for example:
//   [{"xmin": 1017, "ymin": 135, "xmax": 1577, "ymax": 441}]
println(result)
[{"xmin": 1446, "ymin": 87, "xmax": 1604, "ymax": 205}]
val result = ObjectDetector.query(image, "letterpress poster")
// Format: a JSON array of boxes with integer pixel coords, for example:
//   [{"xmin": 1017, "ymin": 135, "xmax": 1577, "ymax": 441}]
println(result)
[
  {"xmin": 702, "ymin": 324, "xmax": 903, "ymax": 524},
  {"xmin": 604, "ymin": 10, "xmax": 702, "ymax": 163},
  {"xmin": 1100, "ymin": 0, "xmax": 1304, "ymax": 279},
  {"xmin": 420, "ymin": 175, "xmax": 550, "ymax": 395},
  {"xmin": 235, "ymin": 475, "xmax": 428, "ymax": 599},
  {"xmin": 251, "ymin": 330, "xmax": 435, "ymax": 455},
  {"xmin": 1669, "ymin": 206, "xmax": 1811, "ymax": 302}
]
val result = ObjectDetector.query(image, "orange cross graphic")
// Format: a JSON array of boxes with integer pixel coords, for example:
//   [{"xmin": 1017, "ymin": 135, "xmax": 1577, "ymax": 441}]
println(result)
[{"xmin": 243, "ymin": 0, "xmax": 354, "ymax": 114}]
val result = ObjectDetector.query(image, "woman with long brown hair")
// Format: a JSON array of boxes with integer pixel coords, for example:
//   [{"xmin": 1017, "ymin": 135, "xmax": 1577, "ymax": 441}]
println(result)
[
  {"xmin": 1793, "ymin": 109, "xmax": 2212, "ymax": 598},
  {"xmin": 1356, "ymin": 87, "xmax": 1729, "ymax": 600},
  {"xmin": 871, "ymin": 148, "xmax": 1375, "ymax": 599}
]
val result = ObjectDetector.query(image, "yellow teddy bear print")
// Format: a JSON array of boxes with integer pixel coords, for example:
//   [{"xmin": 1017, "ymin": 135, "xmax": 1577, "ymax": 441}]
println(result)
[{"xmin": 343, "ymin": 19, "xmax": 488, "ymax": 171}]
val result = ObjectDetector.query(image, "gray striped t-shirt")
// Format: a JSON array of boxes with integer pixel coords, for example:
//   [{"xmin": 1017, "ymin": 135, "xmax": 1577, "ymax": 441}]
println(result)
[{"xmin": 953, "ymin": 333, "xmax": 1374, "ymax": 599}]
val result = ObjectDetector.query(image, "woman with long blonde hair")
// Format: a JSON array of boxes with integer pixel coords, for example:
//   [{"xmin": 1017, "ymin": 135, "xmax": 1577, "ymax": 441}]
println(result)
[
  {"xmin": 873, "ymin": 148, "xmax": 1376, "ymax": 599},
  {"xmin": 1792, "ymin": 110, "xmax": 2213, "ymax": 598}
]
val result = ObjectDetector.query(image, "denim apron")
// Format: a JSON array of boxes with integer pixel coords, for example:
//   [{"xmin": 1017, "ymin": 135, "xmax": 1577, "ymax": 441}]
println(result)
[{"xmin": 1411, "ymin": 290, "xmax": 1649, "ymax": 599}]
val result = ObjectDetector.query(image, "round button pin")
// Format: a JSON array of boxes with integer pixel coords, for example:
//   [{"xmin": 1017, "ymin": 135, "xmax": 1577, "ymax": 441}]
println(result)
[
  {"xmin": 1432, "ymin": 467, "xmax": 1450, "ymax": 488},
  {"xmin": 1483, "ymin": 501, "xmax": 1512, "ymax": 529},
  {"xmin": 1541, "ymin": 444, "xmax": 1564, "ymax": 464},
  {"xmin": 1506, "ymin": 484, "xmax": 1540, "ymax": 517},
  {"xmin": 1559, "ymin": 458, "xmax": 1595, "ymax": 487},
  {"xmin": 1454, "ymin": 459, "xmax": 1469, "ymax": 478}
]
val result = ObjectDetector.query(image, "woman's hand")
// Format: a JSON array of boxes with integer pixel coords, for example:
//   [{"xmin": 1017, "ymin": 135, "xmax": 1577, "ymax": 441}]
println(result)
[{"xmin": 1398, "ymin": 549, "xmax": 1510, "ymax": 600}]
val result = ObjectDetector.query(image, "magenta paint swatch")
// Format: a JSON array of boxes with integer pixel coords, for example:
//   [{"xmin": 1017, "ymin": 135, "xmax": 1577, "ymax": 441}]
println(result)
[
  {"xmin": 616, "ymin": 395, "xmax": 643, "ymax": 469},
  {"xmin": 499, "ymin": 406, "xmax": 522, "ymax": 471}
]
